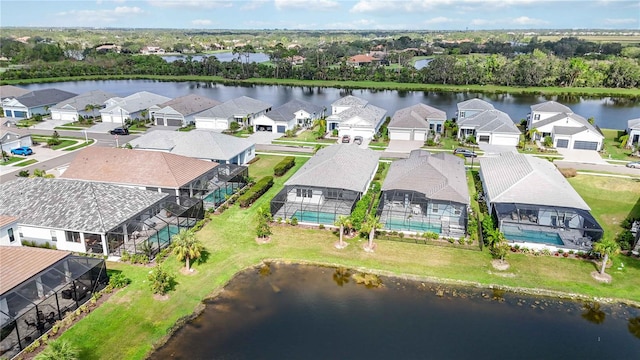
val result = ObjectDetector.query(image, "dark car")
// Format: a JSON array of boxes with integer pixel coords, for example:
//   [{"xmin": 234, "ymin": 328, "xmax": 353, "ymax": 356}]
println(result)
[
  {"xmin": 341, "ymin": 135, "xmax": 351, "ymax": 143},
  {"xmin": 453, "ymin": 148, "xmax": 477, "ymax": 158},
  {"xmin": 109, "ymin": 127, "xmax": 129, "ymax": 135},
  {"xmin": 10, "ymin": 146, "xmax": 33, "ymax": 156},
  {"xmin": 353, "ymin": 136, "xmax": 363, "ymax": 145}
]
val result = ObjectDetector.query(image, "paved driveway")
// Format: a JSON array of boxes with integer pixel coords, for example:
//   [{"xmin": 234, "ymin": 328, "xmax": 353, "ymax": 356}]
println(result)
[
  {"xmin": 31, "ymin": 119, "xmax": 74, "ymax": 130},
  {"xmin": 477, "ymin": 143, "xmax": 516, "ymax": 156},
  {"xmin": 247, "ymin": 131, "xmax": 280, "ymax": 145},
  {"xmin": 386, "ymin": 140, "xmax": 423, "ymax": 153},
  {"xmin": 555, "ymin": 148, "xmax": 607, "ymax": 165}
]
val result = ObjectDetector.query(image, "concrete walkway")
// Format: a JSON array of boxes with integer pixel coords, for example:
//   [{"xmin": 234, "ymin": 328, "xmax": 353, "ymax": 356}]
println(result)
[{"xmin": 556, "ymin": 148, "xmax": 607, "ymax": 165}]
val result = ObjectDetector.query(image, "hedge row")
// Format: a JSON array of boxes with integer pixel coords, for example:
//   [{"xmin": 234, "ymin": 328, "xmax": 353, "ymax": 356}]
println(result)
[
  {"xmin": 274, "ymin": 156, "xmax": 295, "ymax": 176},
  {"xmin": 351, "ymin": 181, "xmax": 382, "ymax": 231},
  {"xmin": 238, "ymin": 176, "xmax": 274, "ymax": 208}
]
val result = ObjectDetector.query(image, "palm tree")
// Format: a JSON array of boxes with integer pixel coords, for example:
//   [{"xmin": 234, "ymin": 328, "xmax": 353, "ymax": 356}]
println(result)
[
  {"xmin": 362, "ymin": 214, "xmax": 382, "ymax": 252},
  {"xmin": 527, "ymin": 127, "xmax": 538, "ymax": 144},
  {"xmin": 593, "ymin": 238, "xmax": 620, "ymax": 276},
  {"xmin": 171, "ymin": 229, "xmax": 204, "ymax": 271},
  {"xmin": 334, "ymin": 215, "xmax": 352, "ymax": 249},
  {"xmin": 34, "ymin": 339, "xmax": 79, "ymax": 360}
]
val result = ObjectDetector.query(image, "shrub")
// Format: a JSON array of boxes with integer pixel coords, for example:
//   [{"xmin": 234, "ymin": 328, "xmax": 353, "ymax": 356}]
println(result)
[
  {"xmin": 108, "ymin": 272, "xmax": 130, "ymax": 288},
  {"xmin": 318, "ymin": 224, "xmax": 325, "ymax": 230},
  {"xmin": 238, "ymin": 176, "xmax": 274, "ymax": 207},
  {"xmin": 290, "ymin": 217, "xmax": 298, "ymax": 226},
  {"xmin": 424, "ymin": 231, "xmax": 439, "ymax": 240},
  {"xmin": 543, "ymin": 136, "xmax": 553, "ymax": 147},
  {"xmin": 559, "ymin": 168, "xmax": 577, "ymax": 178},
  {"xmin": 35, "ymin": 339, "xmax": 79, "ymax": 360},
  {"xmin": 148, "ymin": 264, "xmax": 173, "ymax": 295},
  {"xmin": 274, "ymin": 156, "xmax": 296, "ymax": 176}
]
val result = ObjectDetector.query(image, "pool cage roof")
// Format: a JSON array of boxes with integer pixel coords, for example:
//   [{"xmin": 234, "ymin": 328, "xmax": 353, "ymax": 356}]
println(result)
[{"xmin": 270, "ymin": 185, "xmax": 361, "ymax": 225}]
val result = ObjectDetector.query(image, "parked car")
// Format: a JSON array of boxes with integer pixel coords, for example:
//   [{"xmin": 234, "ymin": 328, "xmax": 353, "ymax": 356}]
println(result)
[
  {"xmin": 341, "ymin": 135, "xmax": 351, "ymax": 143},
  {"xmin": 10, "ymin": 146, "xmax": 33, "ymax": 156},
  {"xmin": 109, "ymin": 127, "xmax": 129, "ymax": 135},
  {"xmin": 626, "ymin": 161, "xmax": 640, "ymax": 169},
  {"xmin": 453, "ymin": 148, "xmax": 477, "ymax": 158},
  {"xmin": 353, "ymin": 136, "xmax": 363, "ymax": 145}
]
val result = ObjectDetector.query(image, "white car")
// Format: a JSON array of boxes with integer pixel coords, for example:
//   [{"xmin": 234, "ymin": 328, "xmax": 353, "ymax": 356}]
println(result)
[{"xmin": 626, "ymin": 161, "xmax": 640, "ymax": 169}]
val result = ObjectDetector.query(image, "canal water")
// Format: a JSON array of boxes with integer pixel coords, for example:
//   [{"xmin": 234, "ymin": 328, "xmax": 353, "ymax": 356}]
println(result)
[
  {"xmin": 19, "ymin": 80, "xmax": 639, "ymax": 129},
  {"xmin": 152, "ymin": 264, "xmax": 640, "ymax": 360}
]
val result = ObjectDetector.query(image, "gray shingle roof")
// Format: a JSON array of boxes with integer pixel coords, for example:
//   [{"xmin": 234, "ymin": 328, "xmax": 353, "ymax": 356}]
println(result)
[
  {"xmin": 479, "ymin": 152, "xmax": 590, "ymax": 210},
  {"xmin": 332, "ymin": 95, "xmax": 369, "ymax": 108},
  {"xmin": 382, "ymin": 150, "xmax": 469, "ymax": 204},
  {"xmin": 14, "ymin": 89, "xmax": 77, "ymax": 108},
  {"xmin": 51, "ymin": 90, "xmax": 117, "ymax": 111},
  {"xmin": 285, "ymin": 144, "xmax": 380, "ymax": 193},
  {"xmin": 194, "ymin": 96, "xmax": 271, "ymax": 119},
  {"xmin": 266, "ymin": 99, "xmax": 324, "ymax": 122},
  {"xmin": 554, "ymin": 126, "xmax": 588, "ymax": 135},
  {"xmin": 457, "ymin": 98, "xmax": 494, "ymax": 111},
  {"xmin": 128, "ymin": 129, "xmax": 254, "ymax": 162},
  {"xmin": 0, "ymin": 177, "xmax": 170, "ymax": 233},
  {"xmin": 628, "ymin": 118, "xmax": 640, "ymax": 130},
  {"xmin": 334, "ymin": 104, "xmax": 387, "ymax": 129},
  {"xmin": 388, "ymin": 103, "xmax": 447, "ymax": 129},
  {"xmin": 0, "ymin": 85, "xmax": 30, "ymax": 100},
  {"xmin": 530, "ymin": 101, "xmax": 572, "ymax": 113},
  {"xmin": 532, "ymin": 112, "xmax": 602, "ymax": 136},
  {"xmin": 457, "ymin": 109, "xmax": 521, "ymax": 134},
  {"xmin": 155, "ymin": 94, "xmax": 221, "ymax": 116},
  {"xmin": 103, "ymin": 91, "xmax": 170, "ymax": 114}
]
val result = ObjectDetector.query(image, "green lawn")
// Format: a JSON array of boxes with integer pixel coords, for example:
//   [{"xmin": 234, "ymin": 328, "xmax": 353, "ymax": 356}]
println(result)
[
  {"xmin": 0, "ymin": 156, "xmax": 24, "ymax": 165},
  {"xmin": 50, "ymin": 140, "xmax": 78, "ymax": 150},
  {"xmin": 14, "ymin": 159, "xmax": 37, "ymax": 166},
  {"xmin": 55, "ymin": 161, "xmax": 640, "ymax": 360},
  {"xmin": 63, "ymin": 140, "xmax": 95, "ymax": 151},
  {"xmin": 601, "ymin": 129, "xmax": 637, "ymax": 161}
]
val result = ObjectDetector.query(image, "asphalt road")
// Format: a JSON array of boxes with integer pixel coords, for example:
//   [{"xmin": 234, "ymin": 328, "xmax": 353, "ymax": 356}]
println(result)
[{"xmin": 555, "ymin": 160, "xmax": 640, "ymax": 176}]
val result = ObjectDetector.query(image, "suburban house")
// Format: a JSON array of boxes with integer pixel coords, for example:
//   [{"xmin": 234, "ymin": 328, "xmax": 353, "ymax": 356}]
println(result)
[
  {"xmin": 0, "ymin": 85, "xmax": 29, "ymax": 100},
  {"xmin": 626, "ymin": 118, "xmax": 640, "ymax": 148},
  {"xmin": 49, "ymin": 90, "xmax": 117, "ymax": 121},
  {"xmin": 0, "ymin": 215, "xmax": 20, "ymax": 246},
  {"xmin": 326, "ymin": 96, "xmax": 387, "ymax": 140},
  {"xmin": 141, "ymin": 46, "xmax": 165, "ymax": 55},
  {"xmin": 1, "ymin": 89, "xmax": 77, "ymax": 119},
  {"xmin": 252, "ymin": 99, "xmax": 324, "ymax": 133},
  {"xmin": 347, "ymin": 54, "xmax": 376, "ymax": 67},
  {"xmin": 377, "ymin": 150, "xmax": 469, "ymax": 237},
  {"xmin": 479, "ymin": 152, "xmax": 603, "ymax": 250},
  {"xmin": 100, "ymin": 91, "xmax": 171, "ymax": 124},
  {"xmin": 388, "ymin": 103, "xmax": 447, "ymax": 141},
  {"xmin": 0, "ymin": 126, "xmax": 32, "ymax": 154},
  {"xmin": 457, "ymin": 109, "xmax": 521, "ymax": 146},
  {"xmin": 149, "ymin": 94, "xmax": 221, "ymax": 127},
  {"xmin": 456, "ymin": 98, "xmax": 495, "ymax": 120},
  {"xmin": 194, "ymin": 96, "xmax": 272, "ymax": 131},
  {"xmin": 0, "ymin": 246, "xmax": 108, "ymax": 359},
  {"xmin": 128, "ymin": 129, "xmax": 255, "ymax": 165},
  {"xmin": 270, "ymin": 144, "xmax": 380, "ymax": 225},
  {"xmin": 0, "ymin": 177, "xmax": 184, "ymax": 258},
  {"xmin": 527, "ymin": 101, "xmax": 604, "ymax": 151}
]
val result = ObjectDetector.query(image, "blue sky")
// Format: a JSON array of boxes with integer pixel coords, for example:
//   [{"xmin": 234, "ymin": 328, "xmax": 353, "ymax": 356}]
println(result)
[{"xmin": 2, "ymin": 0, "xmax": 639, "ymax": 30}]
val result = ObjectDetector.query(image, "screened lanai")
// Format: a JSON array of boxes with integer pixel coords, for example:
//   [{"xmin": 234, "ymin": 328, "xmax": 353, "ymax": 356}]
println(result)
[
  {"xmin": 0, "ymin": 249, "xmax": 107, "ymax": 359},
  {"xmin": 192, "ymin": 164, "xmax": 249, "ymax": 209},
  {"xmin": 271, "ymin": 186, "xmax": 360, "ymax": 225}
]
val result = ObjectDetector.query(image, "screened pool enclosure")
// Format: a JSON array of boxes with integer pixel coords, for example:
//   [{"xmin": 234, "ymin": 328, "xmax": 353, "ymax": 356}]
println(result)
[
  {"xmin": 270, "ymin": 186, "xmax": 361, "ymax": 225},
  {"xmin": 192, "ymin": 164, "xmax": 249, "ymax": 209}
]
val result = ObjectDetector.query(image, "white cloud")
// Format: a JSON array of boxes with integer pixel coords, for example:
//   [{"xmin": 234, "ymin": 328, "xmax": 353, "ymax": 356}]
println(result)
[
  {"xmin": 511, "ymin": 16, "xmax": 549, "ymax": 25},
  {"xmin": 470, "ymin": 19, "xmax": 491, "ymax": 26},
  {"xmin": 350, "ymin": 0, "xmax": 538, "ymax": 13},
  {"xmin": 191, "ymin": 19, "xmax": 213, "ymax": 26},
  {"xmin": 423, "ymin": 17, "xmax": 454, "ymax": 25},
  {"xmin": 240, "ymin": 1, "xmax": 268, "ymax": 10},
  {"xmin": 148, "ymin": 1, "xmax": 232, "ymax": 9},
  {"xmin": 274, "ymin": 0, "xmax": 340, "ymax": 11},
  {"xmin": 603, "ymin": 18, "xmax": 637, "ymax": 25},
  {"xmin": 113, "ymin": 6, "xmax": 143, "ymax": 14},
  {"xmin": 56, "ymin": 6, "xmax": 144, "ymax": 25}
]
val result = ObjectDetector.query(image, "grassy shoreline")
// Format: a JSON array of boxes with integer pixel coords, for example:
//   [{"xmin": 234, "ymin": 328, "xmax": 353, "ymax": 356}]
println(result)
[{"xmin": 2, "ymin": 74, "xmax": 640, "ymax": 98}]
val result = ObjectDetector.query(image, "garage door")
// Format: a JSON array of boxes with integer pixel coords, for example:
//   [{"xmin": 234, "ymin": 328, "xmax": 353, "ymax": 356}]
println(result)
[
  {"xmin": 167, "ymin": 118, "xmax": 182, "ymax": 127},
  {"xmin": 277, "ymin": 125, "xmax": 286, "ymax": 133},
  {"xmin": 156, "ymin": 117, "xmax": 165, "ymax": 126},
  {"xmin": 478, "ymin": 135, "xmax": 490, "ymax": 143},
  {"xmin": 556, "ymin": 139, "xmax": 569, "ymax": 148},
  {"xmin": 414, "ymin": 130, "xmax": 427, "ymax": 142},
  {"xmin": 256, "ymin": 125, "xmax": 273, "ymax": 132},
  {"xmin": 390, "ymin": 130, "xmax": 411, "ymax": 141},
  {"xmin": 573, "ymin": 141, "xmax": 598, "ymax": 150}
]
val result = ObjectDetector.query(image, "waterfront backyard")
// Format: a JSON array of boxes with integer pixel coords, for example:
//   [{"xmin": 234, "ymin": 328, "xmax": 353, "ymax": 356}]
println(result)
[{"xmin": 55, "ymin": 155, "xmax": 640, "ymax": 360}]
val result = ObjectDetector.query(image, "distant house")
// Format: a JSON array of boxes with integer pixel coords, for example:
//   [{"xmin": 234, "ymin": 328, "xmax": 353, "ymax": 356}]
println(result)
[
  {"xmin": 149, "ymin": 94, "xmax": 221, "ymax": 127},
  {"xmin": 326, "ymin": 96, "xmax": 387, "ymax": 140},
  {"xmin": 0, "ymin": 215, "xmax": 20, "ymax": 246},
  {"xmin": 626, "ymin": 118, "xmax": 640, "ymax": 148},
  {"xmin": 0, "ymin": 127, "xmax": 32, "ymax": 153},
  {"xmin": 141, "ymin": 46, "xmax": 165, "ymax": 55},
  {"xmin": 0, "ymin": 85, "xmax": 29, "ymax": 100},
  {"xmin": 194, "ymin": 96, "xmax": 271, "ymax": 131},
  {"xmin": 527, "ymin": 101, "xmax": 604, "ymax": 151},
  {"xmin": 253, "ymin": 99, "xmax": 324, "ymax": 133},
  {"xmin": 377, "ymin": 150, "xmax": 469, "ymax": 237},
  {"xmin": 50, "ymin": 90, "xmax": 117, "ymax": 122},
  {"xmin": 479, "ymin": 152, "xmax": 603, "ymax": 250},
  {"xmin": 1, "ymin": 89, "xmax": 77, "ymax": 119},
  {"xmin": 457, "ymin": 109, "xmax": 521, "ymax": 146},
  {"xmin": 270, "ymin": 144, "xmax": 380, "ymax": 225},
  {"xmin": 347, "ymin": 54, "xmax": 375, "ymax": 67},
  {"xmin": 388, "ymin": 103, "xmax": 447, "ymax": 141},
  {"xmin": 456, "ymin": 98, "xmax": 495, "ymax": 120},
  {"xmin": 128, "ymin": 129, "xmax": 256, "ymax": 165},
  {"xmin": 95, "ymin": 44, "xmax": 121, "ymax": 53},
  {"xmin": 291, "ymin": 55, "xmax": 306, "ymax": 65},
  {"xmin": 100, "ymin": 91, "xmax": 170, "ymax": 124}
]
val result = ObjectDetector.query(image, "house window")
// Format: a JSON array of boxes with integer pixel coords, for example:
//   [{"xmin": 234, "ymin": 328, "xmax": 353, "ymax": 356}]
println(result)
[
  {"xmin": 454, "ymin": 208, "xmax": 461, "ymax": 216},
  {"xmin": 50, "ymin": 230, "xmax": 57, "ymax": 242},
  {"xmin": 296, "ymin": 188, "xmax": 302, "ymax": 197},
  {"xmin": 432, "ymin": 204, "xmax": 439, "ymax": 213},
  {"xmin": 18, "ymin": 227, "xmax": 23, "ymax": 239},
  {"xmin": 8, "ymin": 228, "xmax": 15, "ymax": 243},
  {"xmin": 66, "ymin": 231, "xmax": 81, "ymax": 243},
  {"xmin": 327, "ymin": 189, "xmax": 339, "ymax": 199},
  {"xmin": 534, "ymin": 114, "xmax": 540, "ymax": 120},
  {"xmin": 459, "ymin": 111, "xmax": 465, "ymax": 118}
]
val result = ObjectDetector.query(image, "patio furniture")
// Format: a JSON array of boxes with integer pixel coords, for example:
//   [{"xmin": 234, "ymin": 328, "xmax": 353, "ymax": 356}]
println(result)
[{"xmin": 511, "ymin": 212, "xmax": 518, "ymax": 220}]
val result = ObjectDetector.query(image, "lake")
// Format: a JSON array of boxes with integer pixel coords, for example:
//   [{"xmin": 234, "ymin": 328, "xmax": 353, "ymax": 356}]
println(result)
[
  {"xmin": 152, "ymin": 264, "xmax": 640, "ymax": 360},
  {"xmin": 19, "ymin": 80, "xmax": 640, "ymax": 129}
]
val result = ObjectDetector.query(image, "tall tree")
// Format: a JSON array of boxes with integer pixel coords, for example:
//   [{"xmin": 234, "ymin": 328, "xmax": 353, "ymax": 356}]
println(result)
[
  {"xmin": 334, "ymin": 215, "xmax": 352, "ymax": 249},
  {"xmin": 593, "ymin": 238, "xmax": 620, "ymax": 276},
  {"xmin": 361, "ymin": 214, "xmax": 382, "ymax": 252},
  {"xmin": 171, "ymin": 229, "xmax": 204, "ymax": 271}
]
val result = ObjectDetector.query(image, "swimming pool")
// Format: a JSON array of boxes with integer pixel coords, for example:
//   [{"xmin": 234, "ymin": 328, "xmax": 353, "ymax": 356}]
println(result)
[
  {"xmin": 147, "ymin": 225, "xmax": 181, "ymax": 247},
  {"xmin": 384, "ymin": 218, "xmax": 441, "ymax": 233},
  {"xmin": 502, "ymin": 225, "xmax": 564, "ymax": 246},
  {"xmin": 203, "ymin": 187, "xmax": 235, "ymax": 205},
  {"xmin": 291, "ymin": 210, "xmax": 337, "ymax": 225}
]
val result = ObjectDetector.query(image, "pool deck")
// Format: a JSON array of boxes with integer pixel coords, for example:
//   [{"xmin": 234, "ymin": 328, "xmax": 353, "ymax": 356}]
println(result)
[{"xmin": 503, "ymin": 223, "xmax": 593, "ymax": 252}]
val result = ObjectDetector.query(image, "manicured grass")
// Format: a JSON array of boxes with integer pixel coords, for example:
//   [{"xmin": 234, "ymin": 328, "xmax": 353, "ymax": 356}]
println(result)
[
  {"xmin": 63, "ymin": 140, "xmax": 95, "ymax": 151},
  {"xmin": 50, "ymin": 140, "xmax": 78, "ymax": 150},
  {"xmin": 278, "ymin": 130, "xmax": 336, "ymax": 144},
  {"xmin": 56, "ymin": 159, "xmax": 640, "ymax": 360},
  {"xmin": 14, "ymin": 159, "xmax": 37, "ymax": 166},
  {"xmin": 0, "ymin": 156, "xmax": 24, "ymax": 165},
  {"xmin": 54, "ymin": 126, "xmax": 86, "ymax": 130},
  {"xmin": 601, "ymin": 128, "xmax": 637, "ymax": 161}
]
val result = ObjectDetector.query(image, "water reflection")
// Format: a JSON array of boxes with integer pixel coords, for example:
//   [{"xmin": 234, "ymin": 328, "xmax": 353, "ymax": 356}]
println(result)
[
  {"xmin": 582, "ymin": 302, "xmax": 606, "ymax": 325},
  {"xmin": 332, "ymin": 267, "xmax": 351, "ymax": 287},
  {"xmin": 629, "ymin": 317, "xmax": 640, "ymax": 339}
]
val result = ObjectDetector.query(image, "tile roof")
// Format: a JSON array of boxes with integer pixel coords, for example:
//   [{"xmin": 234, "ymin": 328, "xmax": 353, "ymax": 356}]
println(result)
[
  {"xmin": 194, "ymin": 96, "xmax": 271, "ymax": 119},
  {"xmin": 458, "ymin": 109, "xmax": 521, "ymax": 134},
  {"xmin": 457, "ymin": 98, "xmax": 494, "ymax": 111},
  {"xmin": 389, "ymin": 103, "xmax": 447, "ymax": 129},
  {"xmin": 479, "ymin": 152, "xmax": 590, "ymax": 210},
  {"xmin": 128, "ymin": 129, "xmax": 254, "ymax": 162},
  {"xmin": 348, "ymin": 54, "xmax": 375, "ymax": 63},
  {"xmin": 50, "ymin": 90, "xmax": 117, "ymax": 111},
  {"xmin": 0, "ymin": 177, "xmax": 170, "ymax": 233},
  {"xmin": 332, "ymin": 95, "xmax": 369, "ymax": 108},
  {"xmin": 334, "ymin": 104, "xmax": 387, "ymax": 129},
  {"xmin": 0, "ymin": 246, "xmax": 71, "ymax": 295},
  {"xmin": 61, "ymin": 147, "xmax": 218, "ymax": 188},
  {"xmin": 155, "ymin": 94, "xmax": 221, "ymax": 116},
  {"xmin": 14, "ymin": 89, "xmax": 77, "ymax": 108},
  {"xmin": 265, "ymin": 99, "xmax": 324, "ymax": 122},
  {"xmin": 0, "ymin": 85, "xmax": 30, "ymax": 99},
  {"xmin": 0, "ymin": 215, "xmax": 19, "ymax": 228},
  {"xmin": 102, "ymin": 91, "xmax": 170, "ymax": 114},
  {"xmin": 628, "ymin": 118, "xmax": 640, "ymax": 130},
  {"xmin": 285, "ymin": 144, "xmax": 380, "ymax": 193},
  {"xmin": 382, "ymin": 150, "xmax": 469, "ymax": 204},
  {"xmin": 530, "ymin": 101, "xmax": 572, "ymax": 113}
]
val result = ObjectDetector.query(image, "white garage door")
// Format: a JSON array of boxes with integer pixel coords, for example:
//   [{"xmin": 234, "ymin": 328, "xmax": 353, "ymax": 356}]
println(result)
[
  {"xmin": 491, "ymin": 134, "xmax": 519, "ymax": 146},
  {"xmin": 389, "ymin": 130, "xmax": 411, "ymax": 141},
  {"xmin": 573, "ymin": 141, "xmax": 599, "ymax": 150},
  {"xmin": 51, "ymin": 111, "xmax": 62, "ymax": 120},
  {"xmin": 414, "ymin": 130, "xmax": 427, "ymax": 142},
  {"xmin": 216, "ymin": 120, "xmax": 229, "ymax": 130},
  {"xmin": 102, "ymin": 114, "xmax": 114, "ymax": 123},
  {"xmin": 196, "ymin": 120, "xmax": 216, "ymax": 129}
]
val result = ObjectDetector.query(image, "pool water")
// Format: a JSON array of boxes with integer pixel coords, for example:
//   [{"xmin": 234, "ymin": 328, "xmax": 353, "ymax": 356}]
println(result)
[
  {"xmin": 147, "ymin": 225, "xmax": 181, "ymax": 247},
  {"xmin": 385, "ymin": 218, "xmax": 441, "ymax": 233},
  {"xmin": 291, "ymin": 210, "xmax": 337, "ymax": 225},
  {"xmin": 502, "ymin": 225, "xmax": 564, "ymax": 246},
  {"xmin": 203, "ymin": 187, "xmax": 235, "ymax": 204}
]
